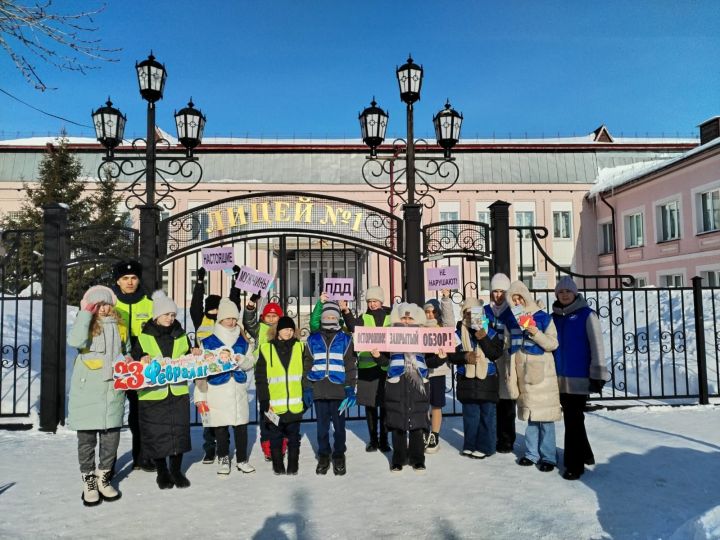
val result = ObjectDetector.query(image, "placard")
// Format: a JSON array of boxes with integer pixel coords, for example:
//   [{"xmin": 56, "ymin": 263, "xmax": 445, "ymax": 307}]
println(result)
[
  {"xmin": 426, "ymin": 266, "xmax": 460, "ymax": 290},
  {"xmin": 113, "ymin": 348, "xmax": 244, "ymax": 390},
  {"xmin": 234, "ymin": 265, "xmax": 274, "ymax": 296},
  {"xmin": 201, "ymin": 246, "xmax": 235, "ymax": 271},
  {"xmin": 353, "ymin": 326, "xmax": 456, "ymax": 353},
  {"xmin": 323, "ymin": 277, "xmax": 354, "ymax": 300}
]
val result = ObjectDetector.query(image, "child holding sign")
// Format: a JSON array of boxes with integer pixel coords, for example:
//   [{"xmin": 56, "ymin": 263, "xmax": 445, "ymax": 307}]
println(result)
[
  {"xmin": 67, "ymin": 286, "xmax": 124, "ymax": 506},
  {"xmin": 505, "ymin": 281, "xmax": 561, "ymax": 473},
  {"xmin": 131, "ymin": 291, "xmax": 201, "ymax": 490},
  {"xmin": 194, "ymin": 298, "xmax": 256, "ymax": 476}
]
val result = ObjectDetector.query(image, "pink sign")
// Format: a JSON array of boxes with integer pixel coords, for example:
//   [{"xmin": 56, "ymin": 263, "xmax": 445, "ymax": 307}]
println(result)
[
  {"xmin": 234, "ymin": 265, "xmax": 274, "ymax": 297},
  {"xmin": 323, "ymin": 277, "xmax": 354, "ymax": 300},
  {"xmin": 353, "ymin": 326, "xmax": 456, "ymax": 353},
  {"xmin": 201, "ymin": 246, "xmax": 235, "ymax": 271},
  {"xmin": 426, "ymin": 266, "xmax": 460, "ymax": 291}
]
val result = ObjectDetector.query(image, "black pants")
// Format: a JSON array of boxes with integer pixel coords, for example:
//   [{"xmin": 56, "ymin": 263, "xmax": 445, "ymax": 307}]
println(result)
[
  {"xmin": 366, "ymin": 406, "xmax": 388, "ymax": 443},
  {"xmin": 496, "ymin": 398, "xmax": 516, "ymax": 450},
  {"xmin": 560, "ymin": 393, "xmax": 594, "ymax": 474},
  {"xmin": 268, "ymin": 421, "xmax": 301, "ymax": 451},
  {"xmin": 127, "ymin": 390, "xmax": 142, "ymax": 463},
  {"xmin": 391, "ymin": 429, "xmax": 425, "ymax": 467},
  {"xmin": 215, "ymin": 424, "xmax": 248, "ymax": 462}
]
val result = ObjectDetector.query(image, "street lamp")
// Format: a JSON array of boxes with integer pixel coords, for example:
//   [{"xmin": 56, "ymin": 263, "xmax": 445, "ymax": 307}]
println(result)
[
  {"xmin": 92, "ymin": 52, "xmax": 206, "ymax": 290},
  {"xmin": 358, "ymin": 56, "xmax": 463, "ymax": 304}
]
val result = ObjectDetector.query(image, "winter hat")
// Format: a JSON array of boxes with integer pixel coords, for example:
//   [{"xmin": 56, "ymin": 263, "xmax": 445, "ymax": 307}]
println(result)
[
  {"xmin": 81, "ymin": 285, "xmax": 115, "ymax": 310},
  {"xmin": 216, "ymin": 298, "xmax": 240, "ymax": 323},
  {"xmin": 506, "ymin": 280, "xmax": 533, "ymax": 306},
  {"xmin": 365, "ymin": 286, "xmax": 385, "ymax": 303},
  {"xmin": 423, "ymin": 298, "xmax": 441, "ymax": 315},
  {"xmin": 151, "ymin": 290, "xmax": 177, "ymax": 320},
  {"xmin": 489, "ymin": 273, "xmax": 511, "ymax": 292},
  {"xmin": 276, "ymin": 316, "xmax": 296, "ymax": 333},
  {"xmin": 461, "ymin": 297, "xmax": 483, "ymax": 313},
  {"xmin": 112, "ymin": 259, "xmax": 143, "ymax": 281},
  {"xmin": 555, "ymin": 275, "xmax": 579, "ymax": 296},
  {"xmin": 321, "ymin": 301, "xmax": 342, "ymax": 330},
  {"xmin": 261, "ymin": 302, "xmax": 284, "ymax": 319},
  {"xmin": 390, "ymin": 302, "xmax": 427, "ymax": 326},
  {"xmin": 204, "ymin": 294, "xmax": 221, "ymax": 316}
]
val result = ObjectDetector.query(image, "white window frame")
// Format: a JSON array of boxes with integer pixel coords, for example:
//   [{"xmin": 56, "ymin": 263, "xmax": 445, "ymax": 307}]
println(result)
[
  {"xmin": 475, "ymin": 201, "xmax": 491, "ymax": 225},
  {"xmin": 691, "ymin": 180, "xmax": 720, "ymax": 235},
  {"xmin": 514, "ymin": 202, "xmax": 536, "ymax": 239},
  {"xmin": 598, "ymin": 220, "xmax": 614, "ymax": 254},
  {"xmin": 439, "ymin": 201, "xmax": 460, "ymax": 235},
  {"xmin": 633, "ymin": 273, "xmax": 649, "ymax": 287},
  {"xmin": 622, "ymin": 207, "xmax": 645, "ymax": 248},
  {"xmin": 697, "ymin": 263, "xmax": 720, "ymax": 287},
  {"xmin": 657, "ymin": 269, "xmax": 685, "ymax": 288},
  {"xmin": 654, "ymin": 195, "xmax": 682, "ymax": 243}
]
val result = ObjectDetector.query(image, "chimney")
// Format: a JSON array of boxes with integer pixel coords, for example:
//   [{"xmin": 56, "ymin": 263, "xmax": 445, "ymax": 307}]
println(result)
[{"xmin": 699, "ymin": 116, "xmax": 720, "ymax": 145}]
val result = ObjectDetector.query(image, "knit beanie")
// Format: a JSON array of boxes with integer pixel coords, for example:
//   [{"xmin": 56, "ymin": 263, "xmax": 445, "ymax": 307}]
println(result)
[
  {"xmin": 276, "ymin": 316, "xmax": 296, "ymax": 332},
  {"xmin": 261, "ymin": 302, "xmax": 283, "ymax": 320},
  {"xmin": 461, "ymin": 297, "xmax": 483, "ymax": 313},
  {"xmin": 321, "ymin": 301, "xmax": 342, "ymax": 330},
  {"xmin": 112, "ymin": 259, "xmax": 143, "ymax": 281},
  {"xmin": 204, "ymin": 294, "xmax": 221, "ymax": 316},
  {"xmin": 555, "ymin": 275, "xmax": 579, "ymax": 296},
  {"xmin": 489, "ymin": 273, "xmax": 511, "ymax": 292},
  {"xmin": 216, "ymin": 298, "xmax": 240, "ymax": 323},
  {"xmin": 365, "ymin": 286, "xmax": 385, "ymax": 303},
  {"xmin": 81, "ymin": 285, "xmax": 115, "ymax": 310},
  {"xmin": 151, "ymin": 290, "xmax": 177, "ymax": 320}
]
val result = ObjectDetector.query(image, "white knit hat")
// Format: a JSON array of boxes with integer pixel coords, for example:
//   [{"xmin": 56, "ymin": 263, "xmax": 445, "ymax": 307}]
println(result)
[
  {"xmin": 365, "ymin": 286, "xmax": 385, "ymax": 303},
  {"xmin": 216, "ymin": 298, "xmax": 240, "ymax": 323},
  {"xmin": 490, "ymin": 273, "xmax": 511, "ymax": 292},
  {"xmin": 151, "ymin": 290, "xmax": 177, "ymax": 320}
]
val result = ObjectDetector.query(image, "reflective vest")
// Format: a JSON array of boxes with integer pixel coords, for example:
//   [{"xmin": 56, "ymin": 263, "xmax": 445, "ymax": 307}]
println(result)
[
  {"xmin": 115, "ymin": 296, "xmax": 153, "ymax": 349},
  {"xmin": 387, "ymin": 352, "xmax": 428, "ymax": 382},
  {"xmin": 509, "ymin": 310, "xmax": 552, "ymax": 356},
  {"xmin": 202, "ymin": 333, "xmax": 250, "ymax": 385},
  {"xmin": 357, "ymin": 313, "xmax": 390, "ymax": 369},
  {"xmin": 306, "ymin": 332, "xmax": 351, "ymax": 385},
  {"xmin": 195, "ymin": 315, "xmax": 215, "ymax": 341},
  {"xmin": 252, "ymin": 322, "xmax": 273, "ymax": 359},
  {"xmin": 260, "ymin": 341, "xmax": 304, "ymax": 414},
  {"xmin": 137, "ymin": 333, "xmax": 190, "ymax": 401}
]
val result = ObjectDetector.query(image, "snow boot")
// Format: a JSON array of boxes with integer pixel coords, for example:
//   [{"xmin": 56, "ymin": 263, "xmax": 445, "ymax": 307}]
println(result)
[
  {"xmin": 286, "ymin": 447, "xmax": 299, "ymax": 476},
  {"xmin": 96, "ymin": 469, "xmax": 121, "ymax": 502},
  {"xmin": 155, "ymin": 459, "xmax": 174, "ymax": 490},
  {"xmin": 271, "ymin": 448, "xmax": 286, "ymax": 475},
  {"xmin": 261, "ymin": 440, "xmax": 272, "ymax": 462},
  {"xmin": 332, "ymin": 455, "xmax": 346, "ymax": 476},
  {"xmin": 169, "ymin": 454, "xmax": 191, "ymax": 488},
  {"xmin": 81, "ymin": 473, "xmax": 101, "ymax": 506},
  {"xmin": 316, "ymin": 454, "xmax": 331, "ymax": 475},
  {"xmin": 217, "ymin": 456, "xmax": 231, "ymax": 475}
]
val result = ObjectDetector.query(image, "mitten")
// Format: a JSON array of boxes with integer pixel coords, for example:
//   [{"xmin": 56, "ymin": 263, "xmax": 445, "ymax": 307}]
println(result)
[
  {"xmin": 83, "ymin": 302, "xmax": 97, "ymax": 314},
  {"xmin": 589, "ymin": 378, "xmax": 606, "ymax": 394},
  {"xmin": 302, "ymin": 388, "xmax": 314, "ymax": 409},
  {"xmin": 339, "ymin": 386, "xmax": 356, "ymax": 411},
  {"xmin": 232, "ymin": 265, "xmax": 241, "ymax": 281},
  {"xmin": 197, "ymin": 267, "xmax": 206, "ymax": 282}
]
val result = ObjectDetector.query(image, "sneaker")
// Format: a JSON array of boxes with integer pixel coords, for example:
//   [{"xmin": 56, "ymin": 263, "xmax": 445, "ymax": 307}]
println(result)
[
  {"xmin": 390, "ymin": 463, "xmax": 403, "ymax": 473},
  {"xmin": 81, "ymin": 473, "xmax": 101, "ymax": 507},
  {"xmin": 425, "ymin": 432, "xmax": 440, "ymax": 454},
  {"xmin": 517, "ymin": 457, "xmax": 535, "ymax": 467},
  {"xmin": 96, "ymin": 469, "xmax": 121, "ymax": 502},
  {"xmin": 202, "ymin": 449, "xmax": 216, "ymax": 464},
  {"xmin": 412, "ymin": 463, "xmax": 426, "ymax": 473},
  {"xmin": 236, "ymin": 461, "xmax": 256, "ymax": 474},
  {"xmin": 537, "ymin": 461, "xmax": 555, "ymax": 473},
  {"xmin": 471, "ymin": 451, "xmax": 486, "ymax": 459},
  {"xmin": 460, "ymin": 449, "xmax": 474, "ymax": 458},
  {"xmin": 217, "ymin": 456, "xmax": 231, "ymax": 475},
  {"xmin": 422, "ymin": 431, "xmax": 430, "ymax": 448}
]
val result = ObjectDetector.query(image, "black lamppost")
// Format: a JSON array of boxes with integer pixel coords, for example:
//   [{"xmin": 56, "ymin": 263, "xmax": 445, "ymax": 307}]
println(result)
[
  {"xmin": 92, "ymin": 52, "xmax": 206, "ymax": 290},
  {"xmin": 359, "ymin": 56, "xmax": 463, "ymax": 304}
]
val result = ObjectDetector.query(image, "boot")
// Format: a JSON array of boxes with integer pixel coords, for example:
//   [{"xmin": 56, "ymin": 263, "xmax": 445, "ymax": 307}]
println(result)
[
  {"xmin": 81, "ymin": 473, "xmax": 101, "ymax": 506},
  {"xmin": 169, "ymin": 454, "xmax": 191, "ymax": 488},
  {"xmin": 271, "ymin": 448, "xmax": 286, "ymax": 475},
  {"xmin": 332, "ymin": 455, "xmax": 346, "ymax": 476},
  {"xmin": 96, "ymin": 469, "xmax": 121, "ymax": 502},
  {"xmin": 316, "ymin": 454, "xmax": 331, "ymax": 475},
  {"xmin": 286, "ymin": 446, "xmax": 299, "ymax": 475},
  {"xmin": 155, "ymin": 459, "xmax": 174, "ymax": 490}
]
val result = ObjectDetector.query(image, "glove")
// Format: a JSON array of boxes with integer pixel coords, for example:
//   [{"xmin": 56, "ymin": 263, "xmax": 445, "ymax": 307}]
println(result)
[
  {"xmin": 232, "ymin": 265, "xmax": 241, "ymax": 281},
  {"xmin": 249, "ymin": 292, "xmax": 261, "ymax": 303},
  {"xmin": 302, "ymin": 388, "xmax": 314, "ymax": 409},
  {"xmin": 589, "ymin": 378, "xmax": 606, "ymax": 394},
  {"xmin": 82, "ymin": 302, "xmax": 97, "ymax": 314},
  {"xmin": 197, "ymin": 267, "xmax": 206, "ymax": 282},
  {"xmin": 339, "ymin": 386, "xmax": 356, "ymax": 412}
]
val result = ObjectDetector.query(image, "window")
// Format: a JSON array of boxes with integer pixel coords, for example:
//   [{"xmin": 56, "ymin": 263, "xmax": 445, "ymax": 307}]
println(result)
[
  {"xmin": 660, "ymin": 274, "xmax": 683, "ymax": 287},
  {"xmin": 552, "ymin": 211, "xmax": 571, "ymax": 239},
  {"xmin": 599, "ymin": 223, "xmax": 614, "ymax": 254},
  {"xmin": 476, "ymin": 210, "xmax": 490, "ymax": 225},
  {"xmin": 700, "ymin": 188, "xmax": 720, "ymax": 233},
  {"xmin": 515, "ymin": 211, "xmax": 534, "ymax": 238},
  {"xmin": 658, "ymin": 200, "xmax": 680, "ymax": 241},
  {"xmin": 701, "ymin": 269, "xmax": 720, "ymax": 287},
  {"xmin": 440, "ymin": 210, "xmax": 460, "ymax": 236},
  {"xmin": 624, "ymin": 212, "xmax": 644, "ymax": 248},
  {"xmin": 634, "ymin": 276, "xmax": 648, "ymax": 287}
]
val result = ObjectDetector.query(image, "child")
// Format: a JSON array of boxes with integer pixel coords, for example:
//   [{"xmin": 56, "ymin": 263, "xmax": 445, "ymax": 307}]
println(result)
[
  {"xmin": 506, "ymin": 281, "xmax": 561, "ymax": 472},
  {"xmin": 373, "ymin": 303, "xmax": 447, "ymax": 472},
  {"xmin": 341, "ymin": 286, "xmax": 392, "ymax": 453},
  {"xmin": 244, "ymin": 297, "xmax": 285, "ymax": 462},
  {"xmin": 449, "ymin": 298, "xmax": 504, "ymax": 459},
  {"xmin": 255, "ymin": 316, "xmax": 307, "ymax": 475},
  {"xmin": 67, "ymin": 285, "xmax": 124, "ymax": 506},
  {"xmin": 132, "ymin": 290, "xmax": 201, "ymax": 489},
  {"xmin": 303, "ymin": 301, "xmax": 357, "ymax": 475},
  {"xmin": 194, "ymin": 298, "xmax": 256, "ymax": 476}
]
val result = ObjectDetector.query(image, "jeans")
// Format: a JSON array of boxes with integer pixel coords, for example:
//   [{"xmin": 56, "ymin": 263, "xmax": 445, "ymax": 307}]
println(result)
[
  {"xmin": 77, "ymin": 429, "xmax": 121, "ymax": 474},
  {"xmin": 461, "ymin": 401, "xmax": 497, "ymax": 455},
  {"xmin": 215, "ymin": 424, "xmax": 248, "ymax": 462},
  {"xmin": 202, "ymin": 427, "xmax": 216, "ymax": 453},
  {"xmin": 391, "ymin": 429, "xmax": 425, "ymax": 467},
  {"xmin": 314, "ymin": 399, "xmax": 346, "ymax": 457},
  {"xmin": 560, "ymin": 393, "xmax": 594, "ymax": 474},
  {"xmin": 524, "ymin": 421, "xmax": 557, "ymax": 464}
]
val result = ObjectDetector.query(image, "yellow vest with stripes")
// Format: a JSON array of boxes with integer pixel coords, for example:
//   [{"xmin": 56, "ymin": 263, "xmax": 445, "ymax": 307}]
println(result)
[
  {"xmin": 115, "ymin": 296, "xmax": 153, "ymax": 343},
  {"xmin": 137, "ymin": 333, "xmax": 190, "ymax": 401},
  {"xmin": 358, "ymin": 313, "xmax": 390, "ymax": 369},
  {"xmin": 260, "ymin": 341, "xmax": 304, "ymax": 414},
  {"xmin": 195, "ymin": 315, "xmax": 215, "ymax": 341},
  {"xmin": 252, "ymin": 321, "xmax": 272, "ymax": 358}
]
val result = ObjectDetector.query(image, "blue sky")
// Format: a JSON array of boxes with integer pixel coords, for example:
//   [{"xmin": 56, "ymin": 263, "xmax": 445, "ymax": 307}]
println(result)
[{"xmin": 1, "ymin": 1, "xmax": 718, "ymax": 141}]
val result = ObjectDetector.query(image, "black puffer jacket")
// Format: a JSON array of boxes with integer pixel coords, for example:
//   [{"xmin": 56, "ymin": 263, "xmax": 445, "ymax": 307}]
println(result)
[{"xmin": 448, "ymin": 324, "xmax": 504, "ymax": 403}]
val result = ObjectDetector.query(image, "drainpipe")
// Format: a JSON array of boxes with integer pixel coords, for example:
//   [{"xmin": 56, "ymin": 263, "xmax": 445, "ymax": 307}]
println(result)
[{"xmin": 599, "ymin": 192, "xmax": 620, "ymax": 287}]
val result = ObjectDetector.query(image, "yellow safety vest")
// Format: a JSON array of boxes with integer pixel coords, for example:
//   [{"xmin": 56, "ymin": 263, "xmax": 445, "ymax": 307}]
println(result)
[
  {"xmin": 252, "ymin": 322, "xmax": 273, "ymax": 359},
  {"xmin": 137, "ymin": 333, "xmax": 190, "ymax": 401},
  {"xmin": 358, "ymin": 313, "xmax": 390, "ymax": 369},
  {"xmin": 260, "ymin": 341, "xmax": 304, "ymax": 415},
  {"xmin": 115, "ymin": 296, "xmax": 153, "ymax": 341},
  {"xmin": 195, "ymin": 315, "xmax": 214, "ymax": 341}
]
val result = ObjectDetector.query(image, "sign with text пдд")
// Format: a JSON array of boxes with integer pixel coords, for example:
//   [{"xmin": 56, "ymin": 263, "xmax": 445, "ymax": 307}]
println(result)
[
  {"xmin": 234, "ymin": 265, "xmax": 274, "ymax": 297},
  {"xmin": 323, "ymin": 277, "xmax": 354, "ymax": 300},
  {"xmin": 426, "ymin": 266, "xmax": 460, "ymax": 291},
  {"xmin": 353, "ymin": 326, "xmax": 456, "ymax": 353},
  {"xmin": 201, "ymin": 246, "xmax": 235, "ymax": 271}
]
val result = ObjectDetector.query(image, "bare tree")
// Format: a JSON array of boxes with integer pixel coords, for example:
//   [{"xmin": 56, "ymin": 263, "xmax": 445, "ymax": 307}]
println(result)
[{"xmin": 0, "ymin": 1, "xmax": 119, "ymax": 91}]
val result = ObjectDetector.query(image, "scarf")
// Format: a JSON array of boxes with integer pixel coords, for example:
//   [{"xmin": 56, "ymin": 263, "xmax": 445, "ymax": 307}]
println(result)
[
  {"xmin": 212, "ymin": 322, "xmax": 241, "ymax": 348},
  {"xmin": 458, "ymin": 323, "xmax": 488, "ymax": 379},
  {"xmin": 392, "ymin": 323, "xmax": 426, "ymax": 395}
]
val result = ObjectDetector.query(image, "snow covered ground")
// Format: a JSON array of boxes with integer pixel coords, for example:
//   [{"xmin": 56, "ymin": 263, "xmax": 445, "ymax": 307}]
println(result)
[{"xmin": 1, "ymin": 405, "xmax": 719, "ymax": 539}]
